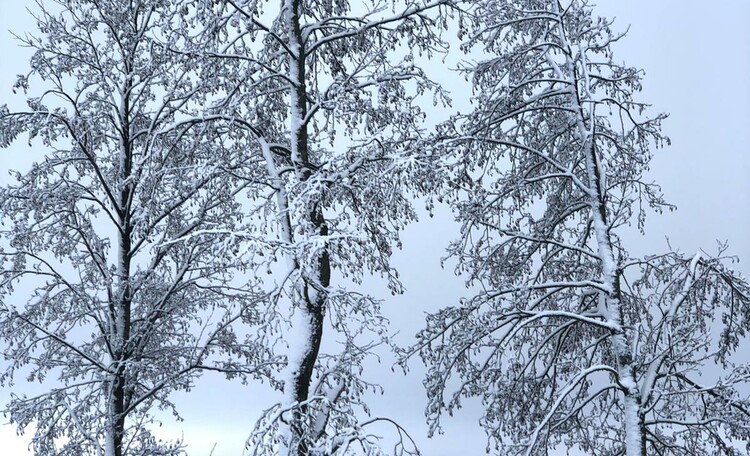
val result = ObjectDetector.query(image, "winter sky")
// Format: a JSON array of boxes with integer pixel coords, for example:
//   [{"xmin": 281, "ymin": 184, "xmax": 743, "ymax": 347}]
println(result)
[{"xmin": 0, "ymin": 0, "xmax": 748, "ymax": 455}]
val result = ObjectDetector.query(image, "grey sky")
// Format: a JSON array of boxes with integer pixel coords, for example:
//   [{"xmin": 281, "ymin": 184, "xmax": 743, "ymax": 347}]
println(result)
[{"xmin": 0, "ymin": 0, "xmax": 748, "ymax": 455}]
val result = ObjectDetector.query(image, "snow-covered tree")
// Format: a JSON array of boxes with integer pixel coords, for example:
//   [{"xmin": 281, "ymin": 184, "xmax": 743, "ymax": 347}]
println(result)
[
  {"xmin": 411, "ymin": 1, "xmax": 750, "ymax": 455},
  {"xmin": 0, "ymin": 1, "xmax": 268, "ymax": 455},
  {"xmin": 170, "ymin": 0, "xmax": 456, "ymax": 454}
]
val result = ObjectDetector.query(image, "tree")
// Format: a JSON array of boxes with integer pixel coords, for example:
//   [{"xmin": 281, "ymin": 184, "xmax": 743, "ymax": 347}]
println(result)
[
  {"xmin": 0, "ymin": 1, "xmax": 267, "ymax": 455},
  {"xmin": 169, "ymin": 0, "xmax": 456, "ymax": 454},
  {"xmin": 410, "ymin": 1, "xmax": 750, "ymax": 455}
]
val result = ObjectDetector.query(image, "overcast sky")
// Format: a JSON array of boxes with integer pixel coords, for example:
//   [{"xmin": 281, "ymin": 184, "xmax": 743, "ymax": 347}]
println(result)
[{"xmin": 0, "ymin": 1, "xmax": 748, "ymax": 455}]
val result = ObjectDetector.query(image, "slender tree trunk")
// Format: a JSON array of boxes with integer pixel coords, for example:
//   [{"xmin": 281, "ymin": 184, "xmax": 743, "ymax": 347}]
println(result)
[
  {"xmin": 106, "ymin": 74, "xmax": 134, "ymax": 456},
  {"xmin": 580, "ymin": 114, "xmax": 645, "ymax": 456},
  {"xmin": 287, "ymin": 302, "xmax": 325, "ymax": 455},
  {"xmin": 282, "ymin": 1, "xmax": 330, "ymax": 454},
  {"xmin": 106, "ymin": 220, "xmax": 131, "ymax": 456},
  {"xmin": 106, "ymin": 368, "xmax": 127, "ymax": 456},
  {"xmin": 580, "ymin": 115, "xmax": 645, "ymax": 456},
  {"xmin": 551, "ymin": 4, "xmax": 647, "ymax": 451}
]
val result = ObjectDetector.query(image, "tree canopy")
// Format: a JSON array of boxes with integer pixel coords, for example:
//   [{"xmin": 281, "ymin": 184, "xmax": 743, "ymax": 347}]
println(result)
[{"xmin": 0, "ymin": 1, "xmax": 748, "ymax": 456}]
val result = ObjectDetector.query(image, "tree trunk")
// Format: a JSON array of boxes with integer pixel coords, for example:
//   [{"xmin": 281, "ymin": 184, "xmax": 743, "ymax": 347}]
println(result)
[
  {"xmin": 106, "ymin": 369, "xmax": 127, "ymax": 456},
  {"xmin": 554, "ymin": 5, "xmax": 647, "ymax": 451},
  {"xmin": 582, "ymin": 126, "xmax": 645, "ymax": 456},
  {"xmin": 106, "ymin": 75, "xmax": 134, "ymax": 456},
  {"xmin": 286, "ymin": 303, "xmax": 325, "ymax": 455},
  {"xmin": 281, "ymin": 1, "xmax": 331, "ymax": 454}
]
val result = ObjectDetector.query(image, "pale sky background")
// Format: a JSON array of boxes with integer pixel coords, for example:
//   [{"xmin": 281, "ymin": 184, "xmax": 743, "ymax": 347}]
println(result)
[{"xmin": 0, "ymin": 1, "xmax": 749, "ymax": 455}]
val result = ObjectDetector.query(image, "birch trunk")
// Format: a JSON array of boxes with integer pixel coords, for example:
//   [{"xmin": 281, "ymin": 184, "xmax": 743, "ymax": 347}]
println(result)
[
  {"xmin": 573, "ymin": 44, "xmax": 646, "ymax": 456},
  {"xmin": 553, "ymin": 2, "xmax": 646, "ymax": 452},
  {"xmin": 106, "ymin": 73, "xmax": 134, "ymax": 456},
  {"xmin": 281, "ymin": 1, "xmax": 330, "ymax": 453}
]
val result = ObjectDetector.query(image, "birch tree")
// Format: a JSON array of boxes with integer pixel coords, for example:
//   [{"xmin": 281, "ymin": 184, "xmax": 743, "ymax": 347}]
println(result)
[
  {"xmin": 171, "ymin": 0, "xmax": 456, "ymax": 454},
  {"xmin": 0, "ymin": 1, "xmax": 267, "ymax": 455},
  {"xmin": 412, "ymin": 1, "xmax": 750, "ymax": 455}
]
